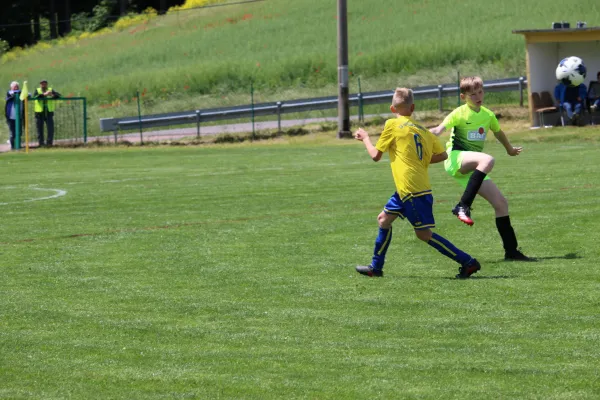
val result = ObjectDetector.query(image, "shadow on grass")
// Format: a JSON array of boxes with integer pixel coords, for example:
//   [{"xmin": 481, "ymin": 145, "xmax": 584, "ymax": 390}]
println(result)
[
  {"xmin": 468, "ymin": 275, "xmax": 513, "ymax": 280},
  {"xmin": 499, "ymin": 252, "xmax": 582, "ymax": 262},
  {"xmin": 402, "ymin": 275, "xmax": 514, "ymax": 280},
  {"xmin": 481, "ymin": 252, "xmax": 582, "ymax": 266},
  {"xmin": 523, "ymin": 252, "xmax": 581, "ymax": 261}
]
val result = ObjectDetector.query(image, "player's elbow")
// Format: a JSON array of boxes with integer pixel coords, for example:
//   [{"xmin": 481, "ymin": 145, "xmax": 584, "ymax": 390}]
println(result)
[
  {"xmin": 430, "ymin": 125, "xmax": 445, "ymax": 136},
  {"xmin": 430, "ymin": 152, "xmax": 447, "ymax": 164}
]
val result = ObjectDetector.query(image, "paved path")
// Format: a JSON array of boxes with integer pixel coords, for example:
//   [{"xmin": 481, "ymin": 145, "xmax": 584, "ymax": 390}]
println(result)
[{"xmin": 1, "ymin": 115, "xmax": 359, "ymax": 152}]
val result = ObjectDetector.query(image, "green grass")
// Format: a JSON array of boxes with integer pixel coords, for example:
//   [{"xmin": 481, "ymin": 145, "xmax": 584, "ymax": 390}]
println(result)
[
  {"xmin": 1, "ymin": 0, "xmax": 599, "ymax": 140},
  {"xmin": 5, "ymin": 0, "xmax": 596, "ymax": 99},
  {"xmin": 1, "ymin": 127, "xmax": 600, "ymax": 398}
]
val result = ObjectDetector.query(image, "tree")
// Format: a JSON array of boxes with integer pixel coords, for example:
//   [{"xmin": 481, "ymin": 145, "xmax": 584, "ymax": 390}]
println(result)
[
  {"xmin": 31, "ymin": 0, "xmax": 42, "ymax": 42},
  {"xmin": 0, "ymin": 0, "xmax": 186, "ymax": 49},
  {"xmin": 0, "ymin": 1, "xmax": 35, "ymax": 47},
  {"xmin": 57, "ymin": 0, "xmax": 72, "ymax": 36},
  {"xmin": 49, "ymin": 0, "xmax": 58, "ymax": 39},
  {"xmin": 120, "ymin": 0, "xmax": 128, "ymax": 15}
]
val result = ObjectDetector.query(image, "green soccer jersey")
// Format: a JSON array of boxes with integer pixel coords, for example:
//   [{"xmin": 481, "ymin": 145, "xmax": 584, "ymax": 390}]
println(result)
[{"xmin": 442, "ymin": 104, "xmax": 500, "ymax": 152}]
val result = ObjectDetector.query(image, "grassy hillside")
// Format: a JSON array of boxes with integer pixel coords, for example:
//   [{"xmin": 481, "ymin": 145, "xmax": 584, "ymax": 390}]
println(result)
[{"xmin": 0, "ymin": 0, "xmax": 598, "ymax": 138}]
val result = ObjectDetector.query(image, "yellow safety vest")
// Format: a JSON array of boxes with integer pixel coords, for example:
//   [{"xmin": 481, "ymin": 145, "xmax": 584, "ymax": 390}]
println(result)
[{"xmin": 34, "ymin": 87, "xmax": 56, "ymax": 113}]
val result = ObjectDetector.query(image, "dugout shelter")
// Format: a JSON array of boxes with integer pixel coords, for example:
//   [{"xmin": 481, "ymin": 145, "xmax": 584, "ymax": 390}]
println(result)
[{"xmin": 513, "ymin": 26, "xmax": 600, "ymax": 127}]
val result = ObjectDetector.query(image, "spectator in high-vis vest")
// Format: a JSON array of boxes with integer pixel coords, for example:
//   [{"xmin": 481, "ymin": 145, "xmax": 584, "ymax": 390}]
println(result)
[{"xmin": 32, "ymin": 79, "xmax": 61, "ymax": 147}]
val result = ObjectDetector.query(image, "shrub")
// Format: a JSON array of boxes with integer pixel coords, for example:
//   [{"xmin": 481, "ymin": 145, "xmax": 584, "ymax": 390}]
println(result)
[
  {"xmin": 168, "ymin": 0, "xmax": 228, "ymax": 13},
  {"xmin": 0, "ymin": 39, "xmax": 9, "ymax": 57}
]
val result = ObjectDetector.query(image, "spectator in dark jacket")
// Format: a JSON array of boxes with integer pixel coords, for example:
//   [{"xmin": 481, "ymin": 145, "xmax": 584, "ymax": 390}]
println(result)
[
  {"xmin": 588, "ymin": 71, "xmax": 600, "ymax": 112},
  {"xmin": 5, "ymin": 81, "xmax": 25, "ymax": 149},
  {"xmin": 554, "ymin": 82, "xmax": 587, "ymax": 125}
]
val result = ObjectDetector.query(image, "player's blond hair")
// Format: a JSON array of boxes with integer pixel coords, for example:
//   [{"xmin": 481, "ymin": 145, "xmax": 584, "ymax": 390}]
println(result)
[
  {"xmin": 392, "ymin": 87, "xmax": 414, "ymax": 109},
  {"xmin": 460, "ymin": 76, "xmax": 483, "ymax": 94}
]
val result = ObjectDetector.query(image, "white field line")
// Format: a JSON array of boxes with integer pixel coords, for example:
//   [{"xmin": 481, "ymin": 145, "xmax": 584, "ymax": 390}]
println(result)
[{"xmin": 0, "ymin": 186, "xmax": 67, "ymax": 205}]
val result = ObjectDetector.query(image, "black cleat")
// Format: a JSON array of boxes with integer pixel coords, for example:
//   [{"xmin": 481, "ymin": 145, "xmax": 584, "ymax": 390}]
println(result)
[
  {"xmin": 355, "ymin": 265, "xmax": 383, "ymax": 277},
  {"xmin": 505, "ymin": 249, "xmax": 537, "ymax": 262},
  {"xmin": 456, "ymin": 258, "xmax": 481, "ymax": 279},
  {"xmin": 452, "ymin": 203, "xmax": 474, "ymax": 226}
]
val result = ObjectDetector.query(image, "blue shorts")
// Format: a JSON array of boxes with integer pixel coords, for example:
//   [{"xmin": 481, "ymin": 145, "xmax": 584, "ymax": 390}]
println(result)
[{"xmin": 383, "ymin": 192, "xmax": 435, "ymax": 230}]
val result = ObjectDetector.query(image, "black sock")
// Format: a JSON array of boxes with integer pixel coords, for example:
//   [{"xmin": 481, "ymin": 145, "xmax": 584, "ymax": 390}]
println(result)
[
  {"xmin": 460, "ymin": 169, "xmax": 487, "ymax": 207},
  {"xmin": 496, "ymin": 215, "xmax": 518, "ymax": 253}
]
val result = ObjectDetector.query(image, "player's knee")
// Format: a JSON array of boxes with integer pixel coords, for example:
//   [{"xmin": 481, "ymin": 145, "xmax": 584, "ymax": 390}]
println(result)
[
  {"xmin": 377, "ymin": 212, "xmax": 393, "ymax": 228},
  {"xmin": 479, "ymin": 155, "xmax": 495, "ymax": 172},
  {"xmin": 414, "ymin": 229, "xmax": 432, "ymax": 242},
  {"xmin": 494, "ymin": 195, "xmax": 509, "ymax": 214},
  {"xmin": 489, "ymin": 193, "xmax": 508, "ymax": 214}
]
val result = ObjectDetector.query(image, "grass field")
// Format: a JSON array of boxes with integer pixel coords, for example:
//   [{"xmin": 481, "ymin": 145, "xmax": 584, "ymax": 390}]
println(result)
[{"xmin": 1, "ymin": 126, "xmax": 599, "ymax": 398}]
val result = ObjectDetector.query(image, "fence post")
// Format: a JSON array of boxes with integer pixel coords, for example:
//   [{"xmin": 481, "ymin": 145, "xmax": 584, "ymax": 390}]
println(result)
[
  {"xmin": 519, "ymin": 76, "xmax": 525, "ymax": 107},
  {"xmin": 457, "ymin": 71, "xmax": 461, "ymax": 107},
  {"xmin": 438, "ymin": 85, "xmax": 444, "ymax": 112},
  {"xmin": 196, "ymin": 110, "xmax": 201, "ymax": 138},
  {"xmin": 24, "ymin": 97, "xmax": 29, "ymax": 153},
  {"xmin": 276, "ymin": 101, "xmax": 282, "ymax": 134},
  {"xmin": 251, "ymin": 82, "xmax": 255, "ymax": 140},
  {"xmin": 358, "ymin": 77, "xmax": 364, "ymax": 123},
  {"xmin": 83, "ymin": 97, "xmax": 88, "ymax": 143},
  {"xmin": 358, "ymin": 93, "xmax": 364, "ymax": 123},
  {"xmin": 136, "ymin": 91, "xmax": 143, "ymax": 145},
  {"xmin": 14, "ymin": 97, "xmax": 21, "ymax": 150}
]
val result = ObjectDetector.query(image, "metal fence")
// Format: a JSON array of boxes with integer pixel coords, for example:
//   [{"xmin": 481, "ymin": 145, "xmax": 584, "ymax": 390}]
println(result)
[
  {"xmin": 99, "ymin": 76, "xmax": 527, "ymax": 137},
  {"xmin": 13, "ymin": 97, "xmax": 88, "ymax": 150}
]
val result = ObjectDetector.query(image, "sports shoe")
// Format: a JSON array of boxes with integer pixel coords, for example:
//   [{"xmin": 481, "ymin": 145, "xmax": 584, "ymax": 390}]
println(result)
[
  {"xmin": 591, "ymin": 104, "xmax": 598, "ymax": 112},
  {"xmin": 456, "ymin": 258, "xmax": 481, "ymax": 279},
  {"xmin": 505, "ymin": 249, "xmax": 536, "ymax": 262},
  {"xmin": 355, "ymin": 265, "xmax": 383, "ymax": 277},
  {"xmin": 452, "ymin": 203, "xmax": 474, "ymax": 226}
]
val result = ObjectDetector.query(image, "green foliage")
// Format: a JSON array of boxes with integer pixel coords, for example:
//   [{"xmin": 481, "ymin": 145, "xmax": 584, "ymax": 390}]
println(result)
[
  {"xmin": 70, "ymin": 0, "xmax": 120, "ymax": 33},
  {"xmin": 88, "ymin": 0, "xmax": 118, "ymax": 31},
  {"xmin": 0, "ymin": 134, "xmax": 599, "ymax": 398},
  {"xmin": 0, "ymin": 38, "xmax": 8, "ymax": 56}
]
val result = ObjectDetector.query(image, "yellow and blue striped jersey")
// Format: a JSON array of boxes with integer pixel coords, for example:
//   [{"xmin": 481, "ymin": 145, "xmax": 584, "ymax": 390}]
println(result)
[{"xmin": 375, "ymin": 116, "xmax": 445, "ymax": 198}]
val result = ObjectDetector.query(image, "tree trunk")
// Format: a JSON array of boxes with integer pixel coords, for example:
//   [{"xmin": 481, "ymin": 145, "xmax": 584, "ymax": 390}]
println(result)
[
  {"xmin": 64, "ymin": 0, "xmax": 71, "ymax": 34},
  {"xmin": 32, "ymin": 2, "xmax": 41, "ymax": 42},
  {"xmin": 58, "ymin": 0, "xmax": 72, "ymax": 36},
  {"xmin": 120, "ymin": 0, "xmax": 128, "ymax": 15},
  {"xmin": 49, "ymin": 0, "xmax": 58, "ymax": 39}
]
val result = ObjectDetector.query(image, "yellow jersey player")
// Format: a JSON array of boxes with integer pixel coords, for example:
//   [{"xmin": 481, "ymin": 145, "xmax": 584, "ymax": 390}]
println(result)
[
  {"xmin": 354, "ymin": 88, "xmax": 481, "ymax": 279},
  {"xmin": 430, "ymin": 76, "xmax": 534, "ymax": 261}
]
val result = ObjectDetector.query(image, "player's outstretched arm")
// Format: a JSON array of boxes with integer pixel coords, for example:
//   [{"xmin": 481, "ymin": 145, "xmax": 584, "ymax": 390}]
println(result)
[
  {"xmin": 493, "ymin": 129, "xmax": 522, "ymax": 156},
  {"xmin": 429, "ymin": 124, "xmax": 446, "ymax": 136},
  {"xmin": 354, "ymin": 128, "xmax": 383, "ymax": 162}
]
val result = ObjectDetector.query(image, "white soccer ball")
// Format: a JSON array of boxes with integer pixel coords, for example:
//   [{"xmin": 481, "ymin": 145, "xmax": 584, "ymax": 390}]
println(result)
[{"xmin": 556, "ymin": 56, "xmax": 587, "ymax": 87}]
